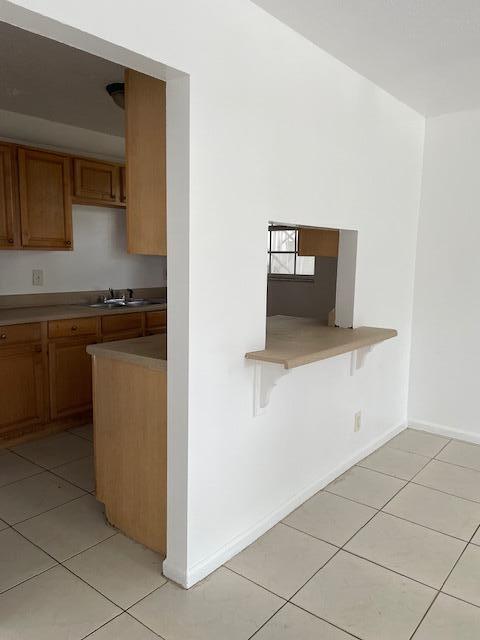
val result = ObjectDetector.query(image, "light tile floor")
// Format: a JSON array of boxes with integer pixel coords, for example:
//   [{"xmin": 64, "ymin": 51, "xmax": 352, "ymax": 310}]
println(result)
[{"xmin": 1, "ymin": 426, "xmax": 480, "ymax": 639}]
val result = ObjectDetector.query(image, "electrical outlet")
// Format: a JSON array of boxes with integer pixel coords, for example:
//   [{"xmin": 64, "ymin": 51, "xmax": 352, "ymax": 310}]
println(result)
[
  {"xmin": 32, "ymin": 269, "xmax": 44, "ymax": 286},
  {"xmin": 354, "ymin": 411, "xmax": 362, "ymax": 432}
]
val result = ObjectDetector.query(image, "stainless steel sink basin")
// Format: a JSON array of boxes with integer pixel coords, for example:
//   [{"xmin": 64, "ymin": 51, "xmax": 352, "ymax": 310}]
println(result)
[
  {"xmin": 124, "ymin": 300, "xmax": 154, "ymax": 307},
  {"xmin": 87, "ymin": 299, "xmax": 155, "ymax": 309}
]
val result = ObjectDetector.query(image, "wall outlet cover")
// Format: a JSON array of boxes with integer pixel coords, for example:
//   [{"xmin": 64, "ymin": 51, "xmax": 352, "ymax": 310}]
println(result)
[
  {"xmin": 32, "ymin": 269, "xmax": 44, "ymax": 286},
  {"xmin": 354, "ymin": 411, "xmax": 362, "ymax": 432}
]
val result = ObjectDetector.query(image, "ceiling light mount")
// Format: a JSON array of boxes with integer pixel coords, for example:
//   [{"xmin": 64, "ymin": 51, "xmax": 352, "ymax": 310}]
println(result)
[{"xmin": 106, "ymin": 82, "xmax": 125, "ymax": 109}]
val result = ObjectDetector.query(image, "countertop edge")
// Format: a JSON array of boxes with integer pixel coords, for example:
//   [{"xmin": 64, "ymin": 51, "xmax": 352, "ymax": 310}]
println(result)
[
  {"xmin": 87, "ymin": 343, "xmax": 167, "ymax": 371},
  {"xmin": 245, "ymin": 326, "xmax": 398, "ymax": 369},
  {"xmin": 0, "ymin": 302, "xmax": 167, "ymax": 326}
]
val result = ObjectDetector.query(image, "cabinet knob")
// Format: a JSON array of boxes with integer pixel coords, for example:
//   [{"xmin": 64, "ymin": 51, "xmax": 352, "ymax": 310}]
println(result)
[
  {"xmin": 7, "ymin": 238, "xmax": 13, "ymax": 244},
  {"xmin": 35, "ymin": 345, "xmax": 42, "ymax": 353},
  {"xmin": 0, "ymin": 334, "xmax": 6, "ymax": 340},
  {"xmin": 71, "ymin": 325, "xmax": 78, "ymax": 331},
  {"xmin": 65, "ymin": 240, "xmax": 72, "ymax": 246}
]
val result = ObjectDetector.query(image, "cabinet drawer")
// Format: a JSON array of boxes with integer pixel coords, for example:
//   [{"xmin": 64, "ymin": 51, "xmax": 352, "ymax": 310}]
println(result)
[
  {"xmin": 0, "ymin": 323, "xmax": 41, "ymax": 346},
  {"xmin": 48, "ymin": 317, "xmax": 97, "ymax": 339},
  {"xmin": 146, "ymin": 310, "xmax": 166, "ymax": 330},
  {"xmin": 101, "ymin": 313, "xmax": 142, "ymax": 335}
]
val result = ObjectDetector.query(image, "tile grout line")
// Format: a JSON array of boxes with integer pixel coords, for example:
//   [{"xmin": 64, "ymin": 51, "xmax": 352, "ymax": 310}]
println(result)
[
  {"xmin": 4, "ymin": 524, "xmax": 123, "ymax": 614},
  {"xmin": 247, "ymin": 601, "xmax": 290, "ymax": 640},
  {"xmin": 290, "ymin": 601, "xmax": 364, "ymax": 640},
  {"xmin": 80, "ymin": 609, "xmax": 166, "ymax": 640},
  {"xmin": 352, "ymin": 453, "xmax": 480, "ymax": 506},
  {"xmin": 263, "ymin": 449, "xmax": 449, "ymax": 639},
  {"xmin": 429, "ymin": 455, "xmax": 480, "ymax": 475},
  {"xmin": 0, "ymin": 468, "xmax": 45, "ymax": 490},
  {"xmin": 9, "ymin": 491, "xmax": 88, "ymax": 527}
]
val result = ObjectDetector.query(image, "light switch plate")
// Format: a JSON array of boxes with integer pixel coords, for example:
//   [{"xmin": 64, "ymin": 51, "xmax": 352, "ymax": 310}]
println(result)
[{"xmin": 32, "ymin": 269, "xmax": 44, "ymax": 286}]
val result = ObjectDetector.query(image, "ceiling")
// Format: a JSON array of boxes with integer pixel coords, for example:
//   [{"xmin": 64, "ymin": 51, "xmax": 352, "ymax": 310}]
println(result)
[
  {"xmin": 253, "ymin": 0, "xmax": 480, "ymax": 117},
  {"xmin": 0, "ymin": 21, "xmax": 125, "ymax": 136}
]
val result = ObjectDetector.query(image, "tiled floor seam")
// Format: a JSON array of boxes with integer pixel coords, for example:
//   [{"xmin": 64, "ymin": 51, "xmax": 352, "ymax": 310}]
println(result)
[
  {"xmin": 289, "ymin": 601, "xmax": 364, "ymax": 640},
  {"xmin": 410, "ymin": 479, "xmax": 480, "ymax": 504},
  {"xmin": 0, "ymin": 561, "xmax": 59, "ymax": 598},
  {"xmin": 431, "ymin": 456, "xmax": 480, "ymax": 475},
  {"xmin": 409, "ymin": 506, "xmax": 480, "ymax": 638},
  {"xmin": 5, "ymin": 525, "xmax": 126, "ymax": 614},
  {"xmin": 10, "ymin": 491, "xmax": 88, "ymax": 527},
  {"xmin": 47, "ymin": 464, "xmax": 94, "ymax": 493},
  {"xmin": 67, "ymin": 429, "xmax": 94, "ymax": 443},
  {"xmin": 53, "ymin": 529, "xmax": 119, "ymax": 563},
  {"xmin": 125, "ymin": 578, "xmax": 170, "ymax": 613},
  {"xmin": 0, "ymin": 467, "xmax": 45, "ymax": 490},
  {"xmin": 6, "ymin": 443, "xmax": 92, "ymax": 469},
  {"xmin": 223, "ymin": 564, "xmax": 292, "ymax": 601},
  {"xmin": 247, "ymin": 601, "xmax": 290, "ymax": 640},
  {"xmin": 352, "ymin": 458, "xmax": 480, "ymax": 506},
  {"xmin": 408, "ymin": 590, "xmax": 441, "ymax": 639},
  {"xmin": 80, "ymin": 611, "xmax": 166, "ymax": 640},
  {"xmin": 78, "ymin": 611, "xmax": 125, "ymax": 639}
]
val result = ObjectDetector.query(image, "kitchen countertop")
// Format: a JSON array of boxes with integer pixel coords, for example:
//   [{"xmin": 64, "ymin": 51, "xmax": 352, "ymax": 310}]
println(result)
[
  {"xmin": 87, "ymin": 333, "xmax": 167, "ymax": 371},
  {"xmin": 0, "ymin": 301, "xmax": 167, "ymax": 326},
  {"xmin": 245, "ymin": 315, "xmax": 397, "ymax": 369}
]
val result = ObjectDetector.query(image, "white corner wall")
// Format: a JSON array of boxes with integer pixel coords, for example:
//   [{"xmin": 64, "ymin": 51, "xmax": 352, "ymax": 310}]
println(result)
[
  {"xmin": 409, "ymin": 109, "xmax": 480, "ymax": 444},
  {"xmin": 1, "ymin": 0, "xmax": 425, "ymax": 586}
]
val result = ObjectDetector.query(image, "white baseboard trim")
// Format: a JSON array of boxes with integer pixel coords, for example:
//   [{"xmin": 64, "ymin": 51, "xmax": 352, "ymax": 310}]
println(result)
[
  {"xmin": 409, "ymin": 419, "xmax": 480, "ymax": 445},
  {"xmin": 163, "ymin": 421, "xmax": 406, "ymax": 588}
]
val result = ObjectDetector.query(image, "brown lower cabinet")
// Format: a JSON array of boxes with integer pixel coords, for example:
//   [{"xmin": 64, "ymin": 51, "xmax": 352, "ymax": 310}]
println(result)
[
  {"xmin": 0, "ymin": 343, "xmax": 45, "ymax": 442},
  {"xmin": 48, "ymin": 337, "xmax": 97, "ymax": 420},
  {"xmin": 0, "ymin": 309, "xmax": 166, "ymax": 447}
]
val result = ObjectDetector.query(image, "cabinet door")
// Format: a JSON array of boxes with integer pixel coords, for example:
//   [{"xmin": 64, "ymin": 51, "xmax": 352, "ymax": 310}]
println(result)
[
  {"xmin": 297, "ymin": 228, "xmax": 339, "ymax": 257},
  {"xmin": 125, "ymin": 69, "xmax": 166, "ymax": 255},
  {"xmin": 0, "ymin": 144, "xmax": 19, "ymax": 249},
  {"xmin": 0, "ymin": 344, "xmax": 45, "ymax": 436},
  {"xmin": 73, "ymin": 158, "xmax": 120, "ymax": 205},
  {"xmin": 120, "ymin": 165, "xmax": 126, "ymax": 204},
  {"xmin": 18, "ymin": 147, "xmax": 73, "ymax": 249},
  {"xmin": 48, "ymin": 337, "xmax": 95, "ymax": 420}
]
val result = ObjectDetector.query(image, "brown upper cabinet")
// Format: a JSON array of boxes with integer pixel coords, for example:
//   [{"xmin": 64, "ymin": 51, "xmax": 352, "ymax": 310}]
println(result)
[
  {"xmin": 73, "ymin": 158, "xmax": 123, "ymax": 207},
  {"xmin": 125, "ymin": 69, "xmax": 167, "ymax": 255},
  {"xmin": 0, "ymin": 143, "xmax": 19, "ymax": 249},
  {"xmin": 18, "ymin": 147, "xmax": 73, "ymax": 250},
  {"xmin": 298, "ymin": 228, "xmax": 339, "ymax": 258}
]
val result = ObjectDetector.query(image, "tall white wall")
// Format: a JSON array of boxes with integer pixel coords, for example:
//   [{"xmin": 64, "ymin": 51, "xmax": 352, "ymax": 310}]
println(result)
[
  {"xmin": 409, "ymin": 109, "xmax": 480, "ymax": 443},
  {"xmin": 1, "ymin": 0, "xmax": 425, "ymax": 586}
]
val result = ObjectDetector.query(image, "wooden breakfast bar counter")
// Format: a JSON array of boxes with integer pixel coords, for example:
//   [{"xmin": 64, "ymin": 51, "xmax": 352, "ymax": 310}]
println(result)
[{"xmin": 87, "ymin": 334, "xmax": 167, "ymax": 556}]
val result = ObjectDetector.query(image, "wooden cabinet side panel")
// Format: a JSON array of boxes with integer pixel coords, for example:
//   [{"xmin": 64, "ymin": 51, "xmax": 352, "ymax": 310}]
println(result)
[
  {"xmin": 125, "ymin": 69, "xmax": 166, "ymax": 255},
  {"xmin": 93, "ymin": 357, "xmax": 166, "ymax": 555}
]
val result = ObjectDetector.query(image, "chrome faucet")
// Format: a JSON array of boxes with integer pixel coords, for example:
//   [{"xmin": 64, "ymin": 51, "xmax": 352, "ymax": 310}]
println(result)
[{"xmin": 102, "ymin": 288, "xmax": 126, "ymax": 304}]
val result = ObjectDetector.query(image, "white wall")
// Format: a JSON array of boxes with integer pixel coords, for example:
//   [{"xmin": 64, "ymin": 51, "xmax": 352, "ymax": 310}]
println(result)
[
  {"xmin": 0, "ymin": 107, "xmax": 166, "ymax": 295},
  {"xmin": 1, "ymin": 0, "xmax": 425, "ymax": 586},
  {"xmin": 409, "ymin": 109, "xmax": 480, "ymax": 444},
  {"xmin": 0, "ymin": 205, "xmax": 166, "ymax": 294}
]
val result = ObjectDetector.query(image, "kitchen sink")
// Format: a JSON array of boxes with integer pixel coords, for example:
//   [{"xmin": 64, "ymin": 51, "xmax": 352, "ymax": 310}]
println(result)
[{"xmin": 87, "ymin": 299, "xmax": 156, "ymax": 309}]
